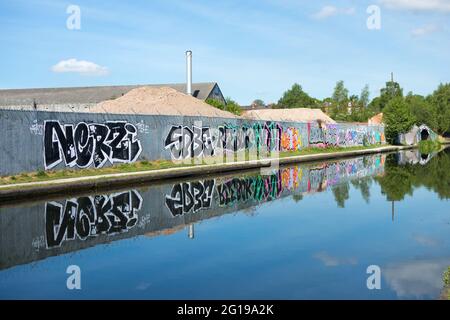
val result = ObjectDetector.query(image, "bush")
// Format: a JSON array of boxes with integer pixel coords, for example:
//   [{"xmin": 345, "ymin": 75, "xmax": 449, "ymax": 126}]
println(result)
[{"xmin": 206, "ymin": 98, "xmax": 242, "ymax": 116}]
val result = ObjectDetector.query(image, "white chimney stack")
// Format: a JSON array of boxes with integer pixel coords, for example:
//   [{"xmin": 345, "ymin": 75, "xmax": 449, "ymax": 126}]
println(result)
[{"xmin": 186, "ymin": 50, "xmax": 192, "ymax": 95}]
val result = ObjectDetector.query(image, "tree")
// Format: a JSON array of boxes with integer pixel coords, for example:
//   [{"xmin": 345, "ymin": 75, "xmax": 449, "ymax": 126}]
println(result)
[
  {"xmin": 276, "ymin": 83, "xmax": 317, "ymax": 109},
  {"xmin": 224, "ymin": 97, "xmax": 243, "ymax": 115},
  {"xmin": 332, "ymin": 183, "xmax": 350, "ymax": 208},
  {"xmin": 332, "ymin": 80, "xmax": 349, "ymax": 106},
  {"xmin": 429, "ymin": 83, "xmax": 450, "ymax": 135},
  {"xmin": 205, "ymin": 97, "xmax": 242, "ymax": 116},
  {"xmin": 252, "ymin": 99, "xmax": 265, "ymax": 108},
  {"xmin": 405, "ymin": 93, "xmax": 438, "ymax": 130},
  {"xmin": 378, "ymin": 79, "xmax": 403, "ymax": 110},
  {"xmin": 383, "ymin": 97, "xmax": 415, "ymax": 144},
  {"xmin": 360, "ymin": 84, "xmax": 370, "ymax": 108}
]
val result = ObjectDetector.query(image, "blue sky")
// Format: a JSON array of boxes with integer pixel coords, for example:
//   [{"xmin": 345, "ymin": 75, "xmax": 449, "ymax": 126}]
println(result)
[{"xmin": 0, "ymin": 0, "xmax": 449, "ymax": 104}]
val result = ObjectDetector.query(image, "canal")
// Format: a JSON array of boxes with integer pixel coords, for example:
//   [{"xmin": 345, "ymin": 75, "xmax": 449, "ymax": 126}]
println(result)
[{"xmin": 0, "ymin": 148, "xmax": 449, "ymax": 299}]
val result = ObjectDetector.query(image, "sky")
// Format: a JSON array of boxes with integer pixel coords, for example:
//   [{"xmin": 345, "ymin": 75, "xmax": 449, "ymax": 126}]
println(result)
[{"xmin": 0, "ymin": 0, "xmax": 449, "ymax": 105}]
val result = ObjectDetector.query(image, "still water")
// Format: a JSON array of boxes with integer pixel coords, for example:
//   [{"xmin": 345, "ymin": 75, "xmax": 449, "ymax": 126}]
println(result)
[{"xmin": 0, "ymin": 148, "xmax": 449, "ymax": 299}]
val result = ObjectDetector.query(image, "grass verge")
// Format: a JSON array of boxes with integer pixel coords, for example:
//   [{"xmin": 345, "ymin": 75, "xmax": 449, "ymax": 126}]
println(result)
[{"xmin": 0, "ymin": 144, "xmax": 386, "ymax": 186}]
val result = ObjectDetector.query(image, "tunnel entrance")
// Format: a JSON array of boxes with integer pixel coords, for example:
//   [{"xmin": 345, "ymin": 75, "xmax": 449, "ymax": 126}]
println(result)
[{"xmin": 420, "ymin": 129, "xmax": 430, "ymax": 141}]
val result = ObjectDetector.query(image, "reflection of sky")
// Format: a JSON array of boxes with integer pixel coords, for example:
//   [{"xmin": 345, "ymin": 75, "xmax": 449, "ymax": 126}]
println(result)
[{"xmin": 0, "ymin": 180, "xmax": 449, "ymax": 299}]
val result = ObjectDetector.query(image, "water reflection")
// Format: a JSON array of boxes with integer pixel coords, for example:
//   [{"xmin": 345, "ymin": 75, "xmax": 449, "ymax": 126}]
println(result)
[{"xmin": 0, "ymin": 148, "xmax": 449, "ymax": 299}]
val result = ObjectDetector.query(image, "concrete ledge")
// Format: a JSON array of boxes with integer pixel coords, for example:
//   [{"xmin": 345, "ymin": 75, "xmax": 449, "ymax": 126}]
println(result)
[{"xmin": 0, "ymin": 145, "xmax": 418, "ymax": 201}]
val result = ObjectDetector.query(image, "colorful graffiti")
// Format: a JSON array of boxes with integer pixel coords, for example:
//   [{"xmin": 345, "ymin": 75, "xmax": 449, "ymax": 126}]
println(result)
[
  {"xmin": 164, "ymin": 121, "xmax": 385, "ymax": 160},
  {"xmin": 162, "ymin": 154, "xmax": 386, "ymax": 215}
]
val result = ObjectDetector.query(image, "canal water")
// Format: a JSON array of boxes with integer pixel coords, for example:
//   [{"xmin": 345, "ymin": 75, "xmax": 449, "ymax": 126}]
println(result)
[{"xmin": 0, "ymin": 148, "xmax": 449, "ymax": 299}]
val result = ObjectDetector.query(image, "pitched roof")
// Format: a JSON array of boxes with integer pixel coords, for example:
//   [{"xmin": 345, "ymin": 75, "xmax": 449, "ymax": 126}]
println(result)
[
  {"xmin": 0, "ymin": 82, "xmax": 218, "ymax": 106},
  {"xmin": 242, "ymin": 108, "xmax": 336, "ymax": 124},
  {"xmin": 368, "ymin": 113, "xmax": 383, "ymax": 125}
]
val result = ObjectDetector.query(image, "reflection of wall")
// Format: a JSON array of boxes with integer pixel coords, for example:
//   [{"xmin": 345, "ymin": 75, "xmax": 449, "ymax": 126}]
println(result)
[
  {"xmin": 0, "ymin": 154, "xmax": 386, "ymax": 270},
  {"xmin": 0, "ymin": 110, "xmax": 385, "ymax": 176}
]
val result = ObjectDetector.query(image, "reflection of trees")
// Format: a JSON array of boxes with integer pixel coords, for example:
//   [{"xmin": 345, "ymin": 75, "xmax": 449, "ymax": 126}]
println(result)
[
  {"xmin": 292, "ymin": 193, "xmax": 303, "ymax": 203},
  {"xmin": 351, "ymin": 177, "xmax": 372, "ymax": 204},
  {"xmin": 332, "ymin": 183, "xmax": 350, "ymax": 208},
  {"xmin": 375, "ymin": 148, "xmax": 450, "ymax": 201}
]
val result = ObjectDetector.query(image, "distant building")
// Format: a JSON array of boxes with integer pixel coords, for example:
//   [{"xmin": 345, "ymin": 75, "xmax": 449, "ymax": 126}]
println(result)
[
  {"xmin": 0, "ymin": 82, "xmax": 226, "ymax": 112},
  {"xmin": 368, "ymin": 113, "xmax": 383, "ymax": 125}
]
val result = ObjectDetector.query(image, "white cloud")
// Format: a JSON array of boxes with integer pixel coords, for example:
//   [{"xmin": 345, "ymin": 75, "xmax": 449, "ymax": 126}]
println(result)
[
  {"xmin": 411, "ymin": 24, "xmax": 439, "ymax": 37},
  {"xmin": 312, "ymin": 6, "xmax": 356, "ymax": 19},
  {"xmin": 313, "ymin": 251, "xmax": 357, "ymax": 267},
  {"xmin": 51, "ymin": 58, "xmax": 109, "ymax": 76},
  {"xmin": 380, "ymin": 0, "xmax": 450, "ymax": 13},
  {"xmin": 384, "ymin": 259, "xmax": 450, "ymax": 298}
]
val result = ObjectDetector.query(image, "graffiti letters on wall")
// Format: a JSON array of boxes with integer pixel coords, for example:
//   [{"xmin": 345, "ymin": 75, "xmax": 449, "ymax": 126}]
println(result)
[
  {"xmin": 44, "ymin": 120, "xmax": 142, "ymax": 170},
  {"xmin": 165, "ymin": 180, "xmax": 215, "ymax": 216},
  {"xmin": 164, "ymin": 125, "xmax": 216, "ymax": 160},
  {"xmin": 45, "ymin": 190, "xmax": 143, "ymax": 248},
  {"xmin": 164, "ymin": 122, "xmax": 385, "ymax": 161},
  {"xmin": 164, "ymin": 122, "xmax": 284, "ymax": 160}
]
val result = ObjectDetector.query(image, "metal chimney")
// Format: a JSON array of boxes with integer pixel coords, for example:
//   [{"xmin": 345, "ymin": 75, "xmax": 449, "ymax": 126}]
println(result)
[{"xmin": 186, "ymin": 50, "xmax": 192, "ymax": 95}]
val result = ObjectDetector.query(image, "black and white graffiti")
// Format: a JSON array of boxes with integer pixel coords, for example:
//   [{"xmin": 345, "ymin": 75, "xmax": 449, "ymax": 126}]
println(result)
[
  {"xmin": 45, "ymin": 190, "xmax": 143, "ymax": 248},
  {"xmin": 165, "ymin": 180, "xmax": 215, "ymax": 216},
  {"xmin": 44, "ymin": 120, "xmax": 142, "ymax": 169},
  {"xmin": 164, "ymin": 125, "xmax": 215, "ymax": 160}
]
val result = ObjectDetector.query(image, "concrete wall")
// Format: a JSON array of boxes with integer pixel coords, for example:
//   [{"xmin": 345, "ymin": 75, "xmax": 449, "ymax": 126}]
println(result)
[{"xmin": 0, "ymin": 109, "xmax": 385, "ymax": 176}]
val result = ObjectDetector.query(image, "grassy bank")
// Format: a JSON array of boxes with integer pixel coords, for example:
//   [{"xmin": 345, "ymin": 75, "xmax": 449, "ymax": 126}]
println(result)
[{"xmin": 0, "ymin": 144, "xmax": 385, "ymax": 186}]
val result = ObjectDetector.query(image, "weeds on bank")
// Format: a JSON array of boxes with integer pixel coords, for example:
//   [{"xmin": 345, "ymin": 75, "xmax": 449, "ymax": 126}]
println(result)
[{"xmin": 0, "ymin": 144, "xmax": 384, "ymax": 186}]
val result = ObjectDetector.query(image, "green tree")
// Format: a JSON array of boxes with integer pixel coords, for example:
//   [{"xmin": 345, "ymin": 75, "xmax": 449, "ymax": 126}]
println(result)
[
  {"xmin": 405, "ymin": 93, "xmax": 438, "ymax": 130},
  {"xmin": 332, "ymin": 183, "xmax": 350, "ymax": 208},
  {"xmin": 372, "ymin": 78, "xmax": 404, "ymax": 111},
  {"xmin": 206, "ymin": 97, "xmax": 242, "ymax": 116},
  {"xmin": 224, "ymin": 97, "xmax": 243, "ymax": 115},
  {"xmin": 383, "ymin": 97, "xmax": 415, "ymax": 144},
  {"xmin": 429, "ymin": 83, "xmax": 450, "ymax": 135},
  {"xmin": 360, "ymin": 85, "xmax": 370, "ymax": 108},
  {"xmin": 277, "ymin": 83, "xmax": 317, "ymax": 109},
  {"xmin": 330, "ymin": 81, "xmax": 350, "ymax": 121},
  {"xmin": 332, "ymin": 80, "xmax": 349, "ymax": 106},
  {"xmin": 252, "ymin": 99, "xmax": 265, "ymax": 108}
]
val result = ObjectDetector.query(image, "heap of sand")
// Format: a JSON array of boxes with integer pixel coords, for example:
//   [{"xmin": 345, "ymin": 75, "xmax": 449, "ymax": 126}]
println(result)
[
  {"xmin": 242, "ymin": 108, "xmax": 336, "ymax": 124},
  {"xmin": 91, "ymin": 86, "xmax": 237, "ymax": 118}
]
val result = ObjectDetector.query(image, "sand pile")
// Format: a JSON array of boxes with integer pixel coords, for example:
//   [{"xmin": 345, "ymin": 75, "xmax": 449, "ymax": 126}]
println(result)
[
  {"xmin": 91, "ymin": 86, "xmax": 237, "ymax": 118},
  {"xmin": 242, "ymin": 108, "xmax": 336, "ymax": 124}
]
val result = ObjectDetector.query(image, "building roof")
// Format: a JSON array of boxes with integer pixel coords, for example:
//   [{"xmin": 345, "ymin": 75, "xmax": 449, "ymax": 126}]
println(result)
[
  {"xmin": 0, "ymin": 82, "xmax": 219, "ymax": 106},
  {"xmin": 242, "ymin": 108, "xmax": 336, "ymax": 124},
  {"xmin": 368, "ymin": 113, "xmax": 383, "ymax": 125}
]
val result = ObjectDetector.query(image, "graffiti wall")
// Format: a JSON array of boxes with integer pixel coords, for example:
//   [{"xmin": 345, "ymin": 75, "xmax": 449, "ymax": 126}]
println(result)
[{"xmin": 0, "ymin": 109, "xmax": 385, "ymax": 175}]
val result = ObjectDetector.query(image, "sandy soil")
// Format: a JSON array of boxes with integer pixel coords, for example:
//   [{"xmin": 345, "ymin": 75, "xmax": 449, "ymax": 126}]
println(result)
[
  {"xmin": 242, "ymin": 108, "xmax": 336, "ymax": 124},
  {"xmin": 91, "ymin": 86, "xmax": 237, "ymax": 118}
]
